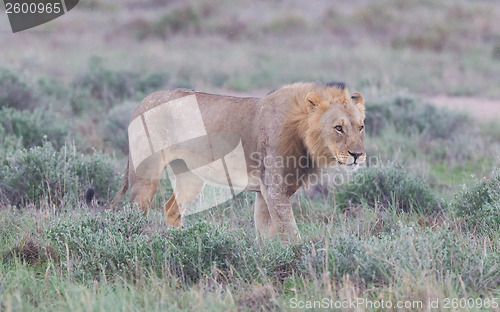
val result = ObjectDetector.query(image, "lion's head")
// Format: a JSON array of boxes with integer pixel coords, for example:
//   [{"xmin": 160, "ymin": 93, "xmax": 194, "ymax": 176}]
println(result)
[{"xmin": 279, "ymin": 83, "xmax": 366, "ymax": 168}]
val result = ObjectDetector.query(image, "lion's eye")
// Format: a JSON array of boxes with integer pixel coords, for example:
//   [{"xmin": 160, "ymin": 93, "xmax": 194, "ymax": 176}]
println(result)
[
  {"xmin": 359, "ymin": 125, "xmax": 364, "ymax": 132},
  {"xmin": 334, "ymin": 125, "xmax": 343, "ymax": 132}
]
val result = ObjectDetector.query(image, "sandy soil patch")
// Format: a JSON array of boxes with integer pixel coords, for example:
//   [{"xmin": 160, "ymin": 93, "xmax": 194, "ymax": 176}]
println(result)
[{"xmin": 428, "ymin": 95, "xmax": 500, "ymax": 120}]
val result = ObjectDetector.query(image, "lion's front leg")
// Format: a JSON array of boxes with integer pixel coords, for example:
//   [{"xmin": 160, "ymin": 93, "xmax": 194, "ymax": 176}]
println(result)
[{"xmin": 260, "ymin": 181, "xmax": 300, "ymax": 243}]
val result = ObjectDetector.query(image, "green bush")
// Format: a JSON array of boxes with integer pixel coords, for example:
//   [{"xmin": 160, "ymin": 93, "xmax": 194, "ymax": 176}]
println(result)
[
  {"xmin": 36, "ymin": 76, "xmax": 68, "ymax": 102},
  {"xmin": 300, "ymin": 226, "xmax": 499, "ymax": 290},
  {"xmin": 0, "ymin": 68, "xmax": 34, "ymax": 110},
  {"xmin": 160, "ymin": 221, "xmax": 243, "ymax": 284},
  {"xmin": 0, "ymin": 142, "xmax": 119, "ymax": 207},
  {"xmin": 137, "ymin": 72, "xmax": 170, "ymax": 94},
  {"xmin": 71, "ymin": 57, "xmax": 140, "ymax": 112},
  {"xmin": 45, "ymin": 206, "xmax": 298, "ymax": 284},
  {"xmin": 453, "ymin": 169, "xmax": 500, "ymax": 235},
  {"xmin": 71, "ymin": 57, "xmax": 169, "ymax": 114},
  {"xmin": 365, "ymin": 94, "xmax": 469, "ymax": 139},
  {"xmin": 300, "ymin": 232, "xmax": 391, "ymax": 285},
  {"xmin": 133, "ymin": 5, "xmax": 203, "ymax": 40},
  {"xmin": 101, "ymin": 101, "xmax": 136, "ymax": 154},
  {"xmin": 335, "ymin": 165, "xmax": 443, "ymax": 214},
  {"xmin": 262, "ymin": 13, "xmax": 308, "ymax": 34},
  {"xmin": 365, "ymin": 94, "xmax": 488, "ymax": 165},
  {"xmin": 156, "ymin": 5, "xmax": 202, "ymax": 36},
  {"xmin": 47, "ymin": 207, "xmax": 150, "ymax": 279},
  {"xmin": 0, "ymin": 107, "xmax": 70, "ymax": 149},
  {"xmin": 47, "ymin": 210, "xmax": 241, "ymax": 283}
]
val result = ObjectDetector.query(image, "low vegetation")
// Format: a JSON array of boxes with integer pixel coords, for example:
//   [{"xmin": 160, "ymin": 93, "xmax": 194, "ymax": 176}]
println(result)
[
  {"xmin": 335, "ymin": 165, "xmax": 444, "ymax": 214},
  {"xmin": 1, "ymin": 0, "xmax": 500, "ymax": 309},
  {"xmin": 0, "ymin": 62, "xmax": 498, "ymax": 311},
  {"xmin": 0, "ymin": 142, "xmax": 120, "ymax": 208},
  {"xmin": 453, "ymin": 169, "xmax": 500, "ymax": 236}
]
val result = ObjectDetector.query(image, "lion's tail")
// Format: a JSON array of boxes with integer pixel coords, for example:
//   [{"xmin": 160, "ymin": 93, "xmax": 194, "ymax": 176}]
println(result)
[{"xmin": 85, "ymin": 158, "xmax": 129, "ymax": 211}]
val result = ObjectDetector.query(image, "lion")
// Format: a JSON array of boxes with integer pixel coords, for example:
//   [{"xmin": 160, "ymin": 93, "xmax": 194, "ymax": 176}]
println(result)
[{"xmin": 87, "ymin": 82, "xmax": 366, "ymax": 242}]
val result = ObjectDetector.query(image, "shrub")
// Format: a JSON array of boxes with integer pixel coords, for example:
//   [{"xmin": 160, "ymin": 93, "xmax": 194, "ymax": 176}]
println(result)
[
  {"xmin": 101, "ymin": 101, "xmax": 136, "ymax": 154},
  {"xmin": 300, "ymin": 226, "xmax": 499, "ymax": 290},
  {"xmin": 335, "ymin": 165, "xmax": 443, "ymax": 214},
  {"xmin": 365, "ymin": 94, "xmax": 469, "ymax": 139},
  {"xmin": 300, "ymin": 232, "xmax": 391, "ymax": 285},
  {"xmin": 0, "ymin": 107, "xmax": 70, "ymax": 149},
  {"xmin": 453, "ymin": 169, "xmax": 500, "ymax": 235},
  {"xmin": 71, "ymin": 57, "xmax": 140, "ymax": 112},
  {"xmin": 137, "ymin": 72, "xmax": 170, "ymax": 95},
  {"xmin": 0, "ymin": 68, "xmax": 34, "ymax": 110},
  {"xmin": 47, "ymin": 207, "xmax": 150, "ymax": 279},
  {"xmin": 36, "ymin": 76, "xmax": 68, "ymax": 102},
  {"xmin": 0, "ymin": 142, "xmax": 120, "ymax": 207},
  {"xmin": 47, "ymin": 210, "xmax": 243, "ymax": 283},
  {"xmin": 71, "ymin": 57, "xmax": 169, "ymax": 114},
  {"xmin": 45, "ymin": 206, "xmax": 299, "ymax": 284},
  {"xmin": 364, "ymin": 94, "xmax": 483, "ymax": 164},
  {"xmin": 156, "ymin": 5, "xmax": 202, "ymax": 36},
  {"xmin": 132, "ymin": 5, "xmax": 203, "ymax": 40},
  {"xmin": 262, "ymin": 13, "xmax": 307, "ymax": 34},
  {"xmin": 160, "ymin": 221, "xmax": 243, "ymax": 284}
]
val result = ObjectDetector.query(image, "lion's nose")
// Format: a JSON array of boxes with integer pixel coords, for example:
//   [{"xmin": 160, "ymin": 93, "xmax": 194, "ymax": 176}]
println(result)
[{"xmin": 348, "ymin": 151, "xmax": 364, "ymax": 163}]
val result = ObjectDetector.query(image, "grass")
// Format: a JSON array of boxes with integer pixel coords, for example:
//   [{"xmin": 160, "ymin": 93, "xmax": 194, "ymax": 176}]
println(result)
[
  {"xmin": 0, "ymin": 69, "xmax": 499, "ymax": 312},
  {"xmin": 0, "ymin": 62, "xmax": 499, "ymax": 312},
  {"xmin": 1, "ymin": 0, "xmax": 500, "ymax": 96},
  {"xmin": 0, "ymin": 202, "xmax": 498, "ymax": 311},
  {"xmin": 1, "ymin": 0, "xmax": 500, "ymax": 310}
]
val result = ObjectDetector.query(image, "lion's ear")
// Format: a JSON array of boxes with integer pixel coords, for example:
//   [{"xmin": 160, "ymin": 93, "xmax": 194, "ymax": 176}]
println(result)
[
  {"xmin": 305, "ymin": 92, "xmax": 323, "ymax": 113},
  {"xmin": 351, "ymin": 92, "xmax": 365, "ymax": 119}
]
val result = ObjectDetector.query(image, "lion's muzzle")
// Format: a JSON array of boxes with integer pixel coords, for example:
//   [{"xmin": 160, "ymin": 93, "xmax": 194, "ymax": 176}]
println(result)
[
  {"xmin": 336, "ymin": 151, "xmax": 366, "ymax": 166},
  {"xmin": 348, "ymin": 150, "xmax": 365, "ymax": 164}
]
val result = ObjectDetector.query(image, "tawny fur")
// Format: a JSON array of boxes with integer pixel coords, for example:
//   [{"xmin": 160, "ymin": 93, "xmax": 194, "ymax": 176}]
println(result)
[{"xmin": 88, "ymin": 82, "xmax": 366, "ymax": 243}]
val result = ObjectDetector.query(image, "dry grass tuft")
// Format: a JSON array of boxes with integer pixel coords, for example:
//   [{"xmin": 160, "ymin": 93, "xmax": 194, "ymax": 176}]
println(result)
[
  {"xmin": 5, "ymin": 234, "xmax": 56, "ymax": 265},
  {"xmin": 238, "ymin": 284, "xmax": 280, "ymax": 312}
]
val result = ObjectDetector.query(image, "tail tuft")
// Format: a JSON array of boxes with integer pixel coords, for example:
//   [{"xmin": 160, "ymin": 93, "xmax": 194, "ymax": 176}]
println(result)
[{"xmin": 85, "ymin": 187, "xmax": 95, "ymax": 209}]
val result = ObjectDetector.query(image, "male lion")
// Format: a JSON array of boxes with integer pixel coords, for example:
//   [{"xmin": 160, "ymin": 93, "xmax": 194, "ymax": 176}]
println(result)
[{"xmin": 88, "ymin": 82, "xmax": 366, "ymax": 242}]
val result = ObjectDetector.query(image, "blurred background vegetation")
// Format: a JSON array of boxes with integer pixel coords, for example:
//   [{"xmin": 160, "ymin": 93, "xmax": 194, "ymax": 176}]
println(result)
[
  {"xmin": 1, "ymin": 0, "xmax": 500, "ymax": 95},
  {"xmin": 0, "ymin": 0, "xmax": 499, "ymax": 310}
]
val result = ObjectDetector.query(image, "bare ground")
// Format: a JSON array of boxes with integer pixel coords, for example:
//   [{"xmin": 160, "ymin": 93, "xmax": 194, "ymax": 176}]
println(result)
[{"xmin": 428, "ymin": 96, "xmax": 500, "ymax": 120}]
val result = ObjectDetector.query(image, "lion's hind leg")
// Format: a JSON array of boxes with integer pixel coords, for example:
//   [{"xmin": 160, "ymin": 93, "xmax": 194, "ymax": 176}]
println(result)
[
  {"xmin": 254, "ymin": 192, "xmax": 276, "ymax": 238},
  {"xmin": 164, "ymin": 194, "xmax": 182, "ymax": 227},
  {"xmin": 164, "ymin": 159, "xmax": 205, "ymax": 227},
  {"xmin": 130, "ymin": 177, "xmax": 160, "ymax": 215}
]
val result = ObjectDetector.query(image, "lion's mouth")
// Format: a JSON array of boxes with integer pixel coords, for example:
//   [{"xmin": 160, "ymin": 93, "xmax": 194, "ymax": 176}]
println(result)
[
  {"xmin": 336, "ymin": 158, "xmax": 357, "ymax": 166},
  {"xmin": 333, "ymin": 154, "xmax": 362, "ymax": 166}
]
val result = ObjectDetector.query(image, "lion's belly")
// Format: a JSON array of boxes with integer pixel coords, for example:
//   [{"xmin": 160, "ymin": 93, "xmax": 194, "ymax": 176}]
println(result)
[
  {"xmin": 191, "ymin": 164, "xmax": 260, "ymax": 192},
  {"xmin": 166, "ymin": 137, "xmax": 261, "ymax": 192}
]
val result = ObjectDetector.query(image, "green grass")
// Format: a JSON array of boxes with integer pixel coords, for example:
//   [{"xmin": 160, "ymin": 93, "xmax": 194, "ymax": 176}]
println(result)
[
  {"xmin": 1, "ymin": 0, "xmax": 500, "ymax": 309},
  {"xmin": 1, "ymin": 67, "xmax": 499, "ymax": 310},
  {"xmin": 0, "ymin": 202, "xmax": 498, "ymax": 311},
  {"xmin": 2, "ymin": 0, "xmax": 500, "ymax": 96}
]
